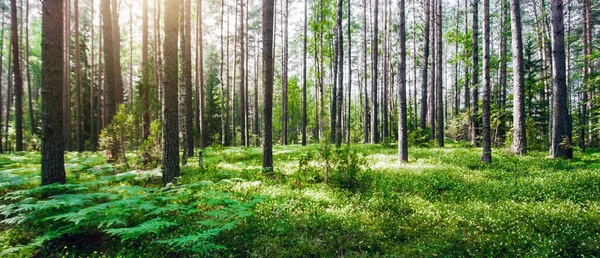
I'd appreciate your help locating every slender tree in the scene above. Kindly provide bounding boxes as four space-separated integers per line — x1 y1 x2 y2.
0 8 5 153
397 0 407 162
262 0 275 172
25 0 34 136
370 0 379 143
11 0 23 151
335 0 343 146
197 0 204 148
75 0 83 152
162 0 180 185
510 0 526 154
41 0 66 185
436 0 443 147
363 0 369 143
112 0 124 105
281 0 288 145
550 0 572 158
302 0 308 146
419 0 430 131
470 0 479 147
346 0 351 144
63 0 71 151
240 0 247 146
184 0 193 158
101 0 116 125
141 0 150 140
481 0 491 163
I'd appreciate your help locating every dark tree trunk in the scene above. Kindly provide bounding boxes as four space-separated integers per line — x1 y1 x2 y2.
281 0 288 145
75 0 83 152
184 0 193 158
162 0 180 185
11 0 23 151
262 0 275 172
302 0 308 146
197 0 204 148
436 0 443 147
335 0 343 146
470 0 479 147
224 2 231 146
141 0 149 140
112 0 124 106
397 0 407 162
510 0 526 154
25 0 34 136
63 0 71 151
41 0 66 185
363 0 369 143
419 0 430 131
346 0 351 144
240 0 247 147
550 0 572 159
101 0 116 126
1 8 5 153
370 0 379 143
482 0 491 163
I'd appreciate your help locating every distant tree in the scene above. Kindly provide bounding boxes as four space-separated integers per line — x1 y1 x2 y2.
0 8 5 153
11 0 23 151
510 0 526 155
184 0 194 160
141 0 150 140
470 0 479 147
435 0 443 147
41 0 66 185
240 0 247 147
335 0 343 146
281 0 288 145
302 0 308 146
112 0 124 105
75 0 83 152
162 0 180 185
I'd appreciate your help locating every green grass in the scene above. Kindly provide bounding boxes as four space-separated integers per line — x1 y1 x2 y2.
1 144 600 257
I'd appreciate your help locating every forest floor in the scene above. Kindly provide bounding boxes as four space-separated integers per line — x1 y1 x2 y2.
1 143 600 257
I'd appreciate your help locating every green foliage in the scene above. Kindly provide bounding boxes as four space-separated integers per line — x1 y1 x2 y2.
99 105 134 164
0 176 261 257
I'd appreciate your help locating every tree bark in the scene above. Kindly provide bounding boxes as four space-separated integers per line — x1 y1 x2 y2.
302 0 308 146
25 0 34 137
112 0 124 106
240 0 247 147
63 0 71 151
11 0 24 151
162 0 180 185
510 0 526 154
370 0 379 143
101 0 116 126
197 0 204 148
363 0 369 143
436 0 443 147
141 0 149 140
335 0 343 146
397 0 407 162
470 0 479 147
419 0 430 131
184 0 193 158
281 0 288 145
41 0 66 185
0 8 5 153
75 0 83 152
550 0 572 158
262 0 275 172
482 0 491 163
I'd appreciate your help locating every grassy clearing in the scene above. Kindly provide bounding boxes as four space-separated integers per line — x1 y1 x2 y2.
1 144 600 257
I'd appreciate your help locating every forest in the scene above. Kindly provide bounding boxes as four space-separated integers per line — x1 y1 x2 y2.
0 0 599 256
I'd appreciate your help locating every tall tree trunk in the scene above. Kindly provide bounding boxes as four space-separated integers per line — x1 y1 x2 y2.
98 14 104 131
510 0 526 154
382 0 389 142
262 0 275 172
463 0 470 113
1 8 6 153
363 0 369 143
397 0 407 162
436 0 443 147
11 0 23 151
220 0 225 145
197 0 204 148
482 0 491 163
302 0 308 145
63 0 71 151
240 0 247 147
5 45 12 151
101 0 116 126
550 0 572 158
184 0 193 158
428 0 435 140
335 0 343 146
346 0 351 144
75 0 83 152
470 0 479 147
496 0 507 146
370 0 379 143
254 36 260 146
281 0 288 145
419 0 430 131
128 4 133 106
453 3 460 118
412 0 417 131
112 0 124 106
225 2 231 146
141 0 150 140
25 0 34 136
162 0 180 185
91 0 97 150
41 0 66 185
